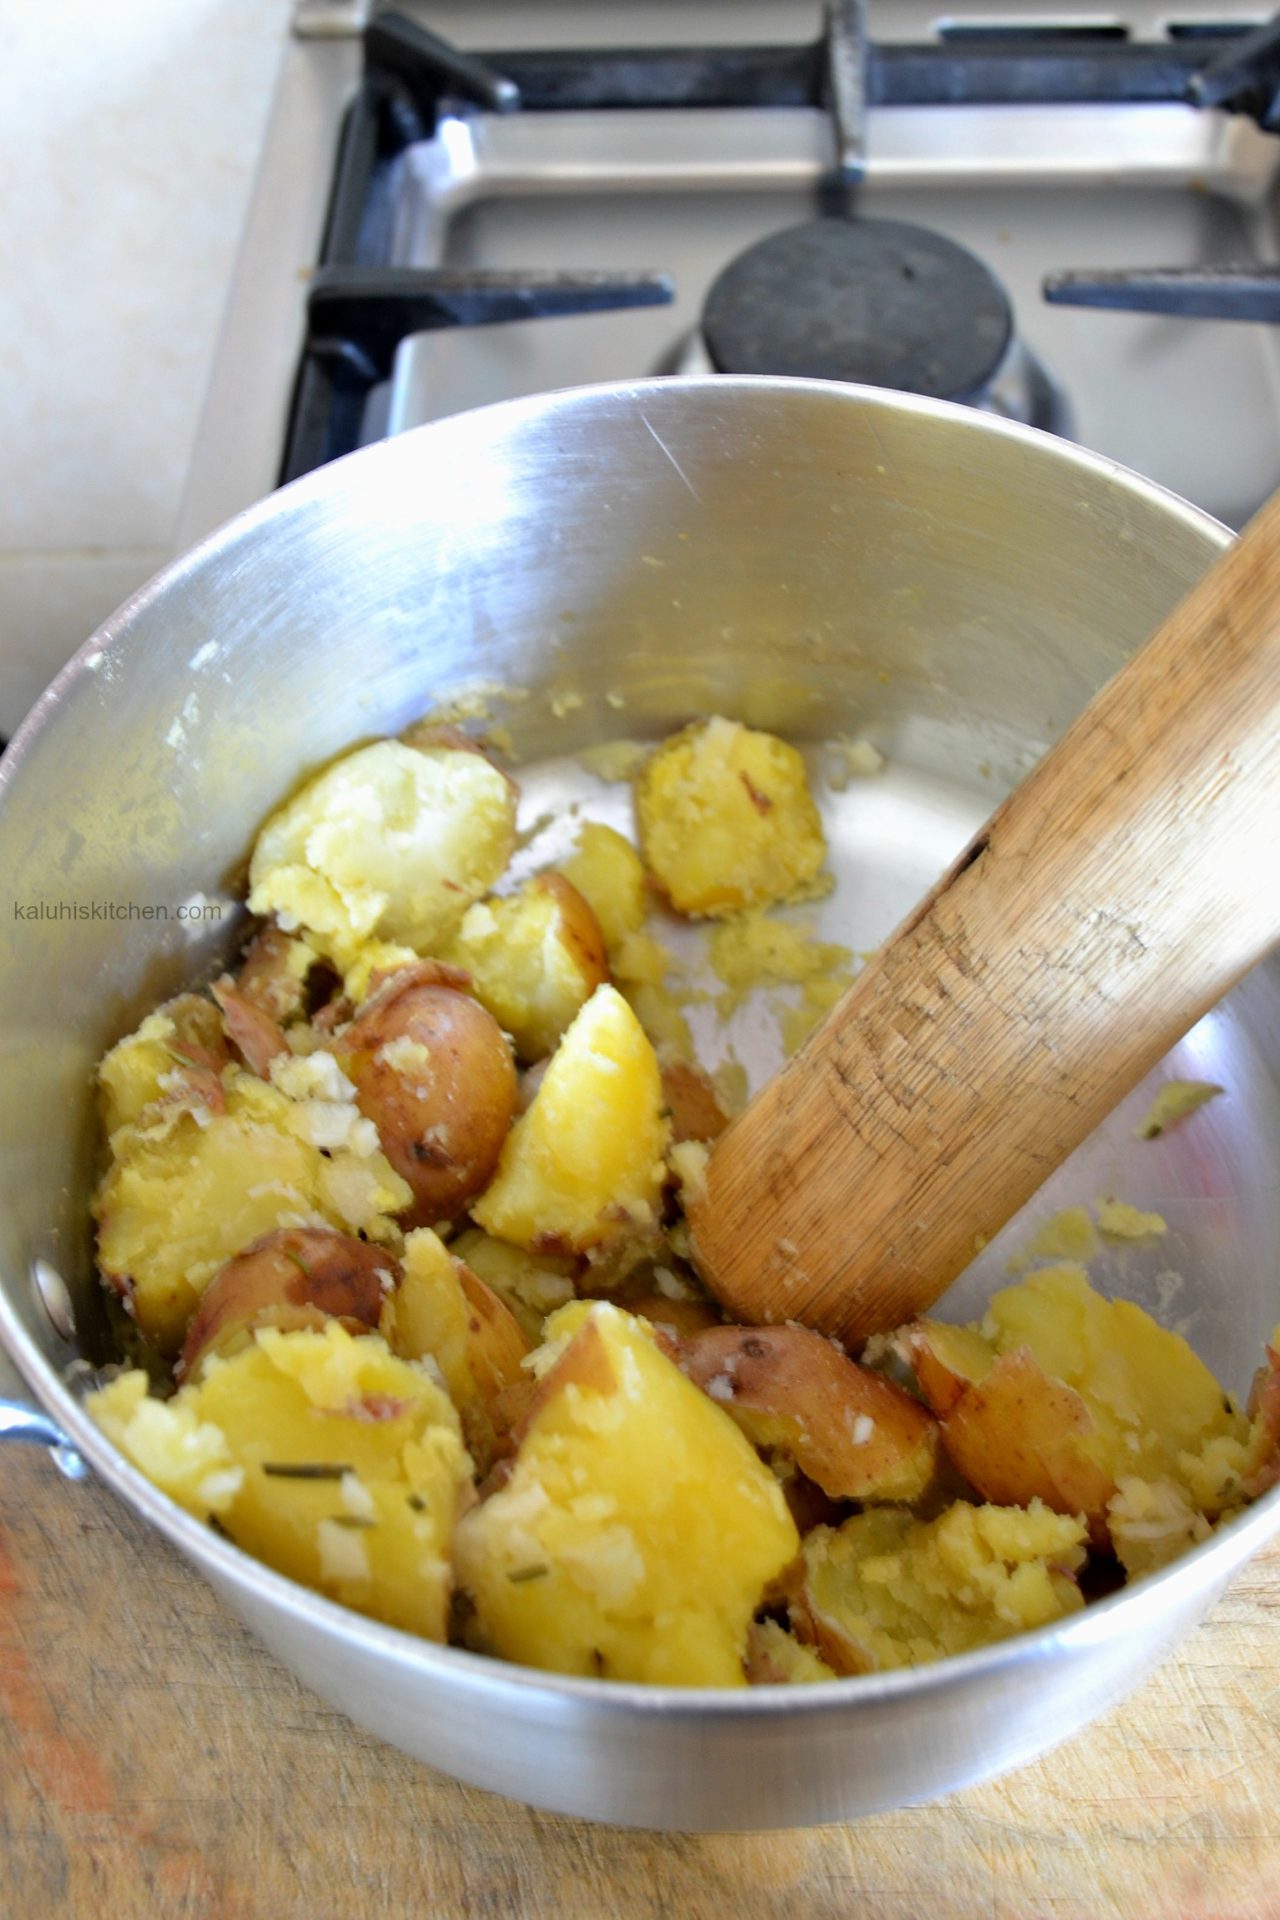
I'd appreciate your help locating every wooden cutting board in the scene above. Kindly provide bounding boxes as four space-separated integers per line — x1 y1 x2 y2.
3 1446 1278 1920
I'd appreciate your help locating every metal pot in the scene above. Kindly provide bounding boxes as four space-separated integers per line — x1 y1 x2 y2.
1 378 1276 1831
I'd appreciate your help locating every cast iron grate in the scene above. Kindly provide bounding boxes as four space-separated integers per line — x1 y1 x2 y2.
278 8 1280 486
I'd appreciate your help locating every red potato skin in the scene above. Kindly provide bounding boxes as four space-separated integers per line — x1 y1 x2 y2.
234 923 311 1024
339 975 516 1226
659 1062 730 1145
455 1260 532 1412
212 976 289 1079
904 1325 1115 1546
681 1324 940 1503
151 993 230 1116
626 1292 724 1342
1242 1342 1280 1499
362 958 472 1005
179 1227 398 1378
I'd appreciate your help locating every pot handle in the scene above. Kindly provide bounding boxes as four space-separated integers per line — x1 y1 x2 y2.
0 1342 87 1479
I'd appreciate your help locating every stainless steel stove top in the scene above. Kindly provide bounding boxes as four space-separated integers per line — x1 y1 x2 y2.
181 1 1280 545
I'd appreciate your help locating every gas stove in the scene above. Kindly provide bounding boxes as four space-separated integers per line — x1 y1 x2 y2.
179 1 1280 549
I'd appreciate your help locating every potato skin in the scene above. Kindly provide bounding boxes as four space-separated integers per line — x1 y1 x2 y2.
212 975 289 1079
380 1227 530 1472
234 923 314 1025
682 1324 939 1504
660 1061 730 1145
340 971 516 1224
180 1227 396 1378
906 1327 1114 1545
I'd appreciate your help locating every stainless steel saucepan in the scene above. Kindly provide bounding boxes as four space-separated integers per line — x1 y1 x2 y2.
1 378 1276 1830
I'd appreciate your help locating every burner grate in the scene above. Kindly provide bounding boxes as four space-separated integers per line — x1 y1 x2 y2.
279 9 1277 485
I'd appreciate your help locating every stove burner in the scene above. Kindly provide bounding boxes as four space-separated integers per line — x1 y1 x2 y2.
701 218 1013 405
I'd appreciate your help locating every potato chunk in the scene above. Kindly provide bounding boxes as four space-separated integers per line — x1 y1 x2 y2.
682 1324 939 1504
98 995 229 1145
453 1303 799 1685
338 968 517 1224
745 1619 837 1686
471 985 668 1256
89 1323 469 1640
792 1500 1087 1675
448 874 608 1062
905 1264 1249 1569
559 822 647 950
181 1227 396 1378
248 739 516 968
449 1228 578 1341
636 717 827 918
95 1065 411 1354
381 1228 530 1472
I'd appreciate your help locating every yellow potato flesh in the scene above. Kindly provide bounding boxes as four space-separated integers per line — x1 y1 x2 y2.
795 1500 1087 1674
89 1324 468 1640
95 1065 410 1354
248 740 516 967
454 1303 799 1686
381 1227 529 1471
448 874 606 1062
910 1265 1250 1571
448 1229 577 1342
559 822 647 951
98 996 227 1144
984 1265 1242 1481
636 716 827 918
471 985 668 1255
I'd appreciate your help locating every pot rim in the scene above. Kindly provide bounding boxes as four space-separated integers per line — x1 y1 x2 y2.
1 372 1268 1720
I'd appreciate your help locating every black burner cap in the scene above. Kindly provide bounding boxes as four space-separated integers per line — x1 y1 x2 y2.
702 218 1013 402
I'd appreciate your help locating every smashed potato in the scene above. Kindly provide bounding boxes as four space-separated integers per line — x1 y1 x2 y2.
472 985 668 1257
95 1061 411 1354
98 994 229 1145
636 717 827 917
792 1501 1087 1674
88 710 1274 1694
180 1227 396 1378
338 965 516 1224
453 1303 798 1685
248 738 516 969
380 1227 530 1472
449 874 608 1062
682 1324 939 1504
559 821 647 951
90 1323 469 1639
905 1265 1250 1569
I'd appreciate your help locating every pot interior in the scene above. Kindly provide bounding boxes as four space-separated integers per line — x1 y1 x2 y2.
0 378 1275 1405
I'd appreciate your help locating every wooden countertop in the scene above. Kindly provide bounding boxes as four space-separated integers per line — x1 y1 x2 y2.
3 1445 1278 1919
